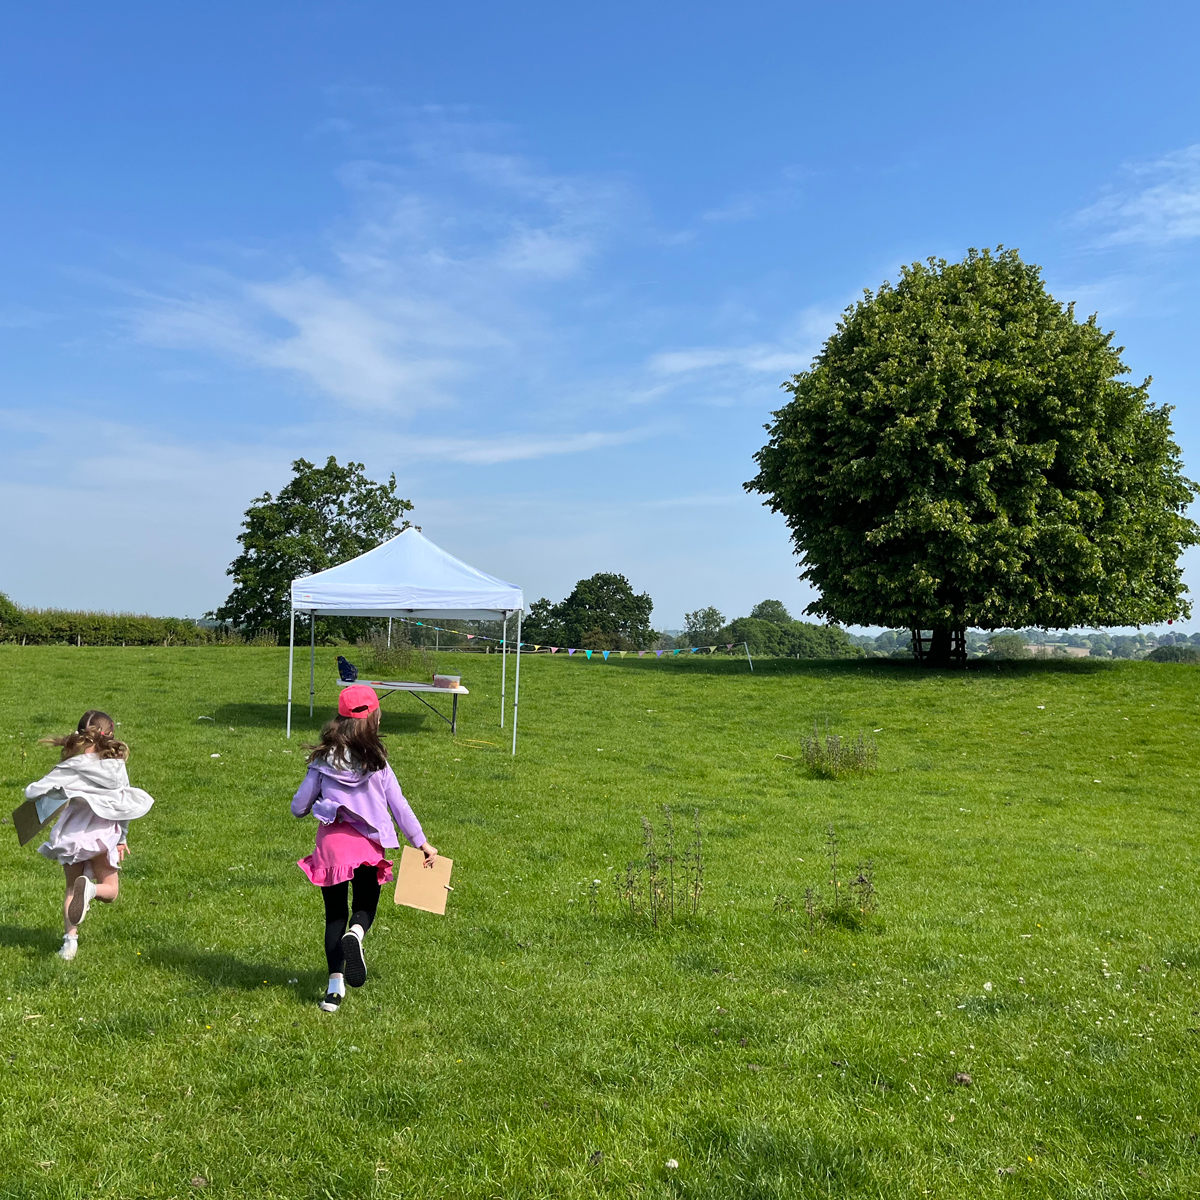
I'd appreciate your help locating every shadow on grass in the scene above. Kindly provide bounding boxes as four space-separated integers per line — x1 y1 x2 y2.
147 943 325 998
605 655 1120 678
212 702 429 736
0 923 63 955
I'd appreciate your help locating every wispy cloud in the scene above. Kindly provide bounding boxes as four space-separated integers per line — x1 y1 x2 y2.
647 306 835 381
650 343 805 376
384 427 654 465
1079 144 1200 247
128 115 629 418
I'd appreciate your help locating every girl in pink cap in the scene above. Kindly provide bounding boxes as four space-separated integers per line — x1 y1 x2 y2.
291 684 438 1012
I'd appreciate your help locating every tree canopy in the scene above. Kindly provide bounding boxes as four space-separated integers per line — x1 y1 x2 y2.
723 615 862 659
212 456 413 639
524 573 656 650
749 599 792 625
683 606 726 647
746 248 1199 643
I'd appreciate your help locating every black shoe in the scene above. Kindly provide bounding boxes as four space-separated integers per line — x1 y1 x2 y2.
341 926 367 988
319 991 343 1012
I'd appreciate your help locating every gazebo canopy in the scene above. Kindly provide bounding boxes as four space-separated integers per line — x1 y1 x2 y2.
291 528 524 618
286 529 526 753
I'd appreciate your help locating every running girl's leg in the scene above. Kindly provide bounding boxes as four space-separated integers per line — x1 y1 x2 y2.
63 854 119 946
322 881 351 975
91 856 119 903
349 864 382 934
62 863 86 936
341 865 382 989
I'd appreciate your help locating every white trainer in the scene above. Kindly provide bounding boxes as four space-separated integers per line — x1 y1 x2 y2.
66 876 97 927
58 936 78 961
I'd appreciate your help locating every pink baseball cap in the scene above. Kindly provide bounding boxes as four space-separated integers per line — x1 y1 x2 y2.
338 685 380 718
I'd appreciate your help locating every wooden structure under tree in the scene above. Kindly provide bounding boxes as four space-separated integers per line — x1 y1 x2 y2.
910 628 967 667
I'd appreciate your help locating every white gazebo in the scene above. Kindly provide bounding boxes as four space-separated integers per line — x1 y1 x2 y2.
286 529 525 753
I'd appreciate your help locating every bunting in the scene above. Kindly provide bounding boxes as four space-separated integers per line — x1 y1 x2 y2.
374 615 748 662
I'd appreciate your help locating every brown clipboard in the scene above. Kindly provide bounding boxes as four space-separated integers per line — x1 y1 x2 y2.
12 798 66 847
393 845 453 915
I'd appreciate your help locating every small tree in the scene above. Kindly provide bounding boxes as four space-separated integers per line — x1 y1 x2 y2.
683 606 725 647
213 457 414 641
747 248 1199 665
524 573 656 650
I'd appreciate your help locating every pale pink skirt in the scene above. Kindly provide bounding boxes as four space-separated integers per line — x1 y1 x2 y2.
298 820 393 888
38 799 123 869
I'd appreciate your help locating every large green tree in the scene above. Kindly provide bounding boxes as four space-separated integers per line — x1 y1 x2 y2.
524 573 656 650
213 456 413 640
747 247 1198 664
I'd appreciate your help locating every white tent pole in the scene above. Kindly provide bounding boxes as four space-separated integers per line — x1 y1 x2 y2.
500 614 508 728
511 609 522 756
286 608 295 738
388 617 392 648
309 613 316 715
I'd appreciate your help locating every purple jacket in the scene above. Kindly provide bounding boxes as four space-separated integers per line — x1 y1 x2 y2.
291 758 425 850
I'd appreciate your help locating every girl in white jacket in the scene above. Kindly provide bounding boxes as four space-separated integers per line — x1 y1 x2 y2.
25 710 155 960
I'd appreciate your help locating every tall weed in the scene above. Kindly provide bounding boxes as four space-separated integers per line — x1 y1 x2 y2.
799 722 878 779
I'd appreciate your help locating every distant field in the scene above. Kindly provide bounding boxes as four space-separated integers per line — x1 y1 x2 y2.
2 646 1199 1199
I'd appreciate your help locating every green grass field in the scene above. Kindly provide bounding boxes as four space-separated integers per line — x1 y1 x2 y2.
2 646 1199 1199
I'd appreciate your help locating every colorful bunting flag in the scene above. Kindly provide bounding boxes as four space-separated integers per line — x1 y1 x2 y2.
568 648 576 655
361 613 749 664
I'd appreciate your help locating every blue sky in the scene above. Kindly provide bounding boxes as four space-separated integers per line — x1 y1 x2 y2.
2 1 1198 630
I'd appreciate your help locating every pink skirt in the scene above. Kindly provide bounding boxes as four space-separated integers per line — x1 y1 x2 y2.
298 821 394 888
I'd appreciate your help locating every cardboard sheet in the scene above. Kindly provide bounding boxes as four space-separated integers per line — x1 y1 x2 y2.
12 797 66 847
393 845 454 914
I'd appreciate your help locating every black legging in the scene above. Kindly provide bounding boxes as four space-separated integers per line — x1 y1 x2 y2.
322 865 382 974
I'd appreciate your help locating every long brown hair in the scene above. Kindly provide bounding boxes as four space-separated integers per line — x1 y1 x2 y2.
306 710 388 774
42 710 129 761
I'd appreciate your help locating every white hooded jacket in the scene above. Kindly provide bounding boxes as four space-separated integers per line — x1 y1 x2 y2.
25 754 155 824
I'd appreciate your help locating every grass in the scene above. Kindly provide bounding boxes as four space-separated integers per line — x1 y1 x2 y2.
1 645 1199 1198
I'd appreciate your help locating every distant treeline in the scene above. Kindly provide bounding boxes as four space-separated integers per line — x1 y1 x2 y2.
0 594 267 646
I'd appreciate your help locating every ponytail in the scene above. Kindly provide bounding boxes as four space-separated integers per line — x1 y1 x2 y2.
42 709 129 761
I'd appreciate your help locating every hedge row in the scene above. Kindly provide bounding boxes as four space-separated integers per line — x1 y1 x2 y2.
0 593 249 646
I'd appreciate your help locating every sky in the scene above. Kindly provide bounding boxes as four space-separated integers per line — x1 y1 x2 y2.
2 1 1199 631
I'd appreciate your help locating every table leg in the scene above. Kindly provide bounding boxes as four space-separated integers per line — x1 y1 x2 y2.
452 693 458 735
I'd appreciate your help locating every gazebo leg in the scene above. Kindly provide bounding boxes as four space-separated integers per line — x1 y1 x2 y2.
286 608 295 739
